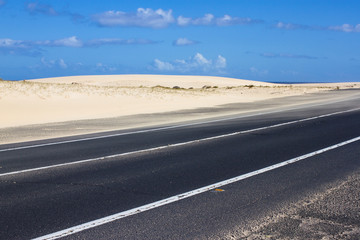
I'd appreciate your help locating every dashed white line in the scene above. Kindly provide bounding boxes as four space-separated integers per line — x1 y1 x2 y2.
1 107 359 177
1 103 359 153
32 135 360 240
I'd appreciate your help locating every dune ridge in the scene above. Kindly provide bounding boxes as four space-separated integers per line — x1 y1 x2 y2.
30 74 275 88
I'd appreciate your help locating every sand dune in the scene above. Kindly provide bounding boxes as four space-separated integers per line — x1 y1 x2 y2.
1 75 359 128
30 74 275 88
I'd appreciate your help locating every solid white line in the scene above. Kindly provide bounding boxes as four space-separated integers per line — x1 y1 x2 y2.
1 102 359 152
32 135 360 240
1 107 360 177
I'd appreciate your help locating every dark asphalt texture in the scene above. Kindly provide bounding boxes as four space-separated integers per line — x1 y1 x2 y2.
0 94 359 239
64 141 360 240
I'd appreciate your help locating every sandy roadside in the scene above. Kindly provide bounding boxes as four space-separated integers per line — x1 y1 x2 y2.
1 75 359 129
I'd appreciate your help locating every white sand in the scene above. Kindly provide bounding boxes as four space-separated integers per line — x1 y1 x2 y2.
1 75 359 128
30 75 275 88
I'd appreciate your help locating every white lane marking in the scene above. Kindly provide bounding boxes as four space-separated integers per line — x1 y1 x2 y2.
1 107 360 177
32 136 360 240
1 98 359 152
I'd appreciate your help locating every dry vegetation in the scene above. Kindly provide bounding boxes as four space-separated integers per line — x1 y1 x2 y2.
1 80 350 99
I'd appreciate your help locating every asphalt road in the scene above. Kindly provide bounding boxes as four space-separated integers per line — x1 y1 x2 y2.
1 90 360 240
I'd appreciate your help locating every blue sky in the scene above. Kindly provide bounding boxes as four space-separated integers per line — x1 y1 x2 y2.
0 0 359 82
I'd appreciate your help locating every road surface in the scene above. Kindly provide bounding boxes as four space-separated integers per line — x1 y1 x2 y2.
0 90 360 239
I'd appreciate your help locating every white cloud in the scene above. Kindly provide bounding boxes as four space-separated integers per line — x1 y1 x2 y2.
276 21 360 33
216 55 226 68
173 38 198 46
58 59 68 69
0 38 42 56
0 37 84 49
0 38 29 49
35 58 116 73
275 22 301 30
152 53 226 73
92 8 174 28
40 57 54 68
216 15 255 26
0 37 155 56
216 15 233 26
274 21 318 30
177 14 260 26
177 16 192 26
177 14 213 26
328 24 360 33
194 53 211 66
41 57 68 69
91 8 261 28
52 36 83 47
86 38 155 46
153 59 174 71
192 14 215 25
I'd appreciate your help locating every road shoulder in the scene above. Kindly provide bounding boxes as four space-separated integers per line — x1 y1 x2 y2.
236 169 360 240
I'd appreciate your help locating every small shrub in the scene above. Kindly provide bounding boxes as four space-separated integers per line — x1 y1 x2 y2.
173 86 181 89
